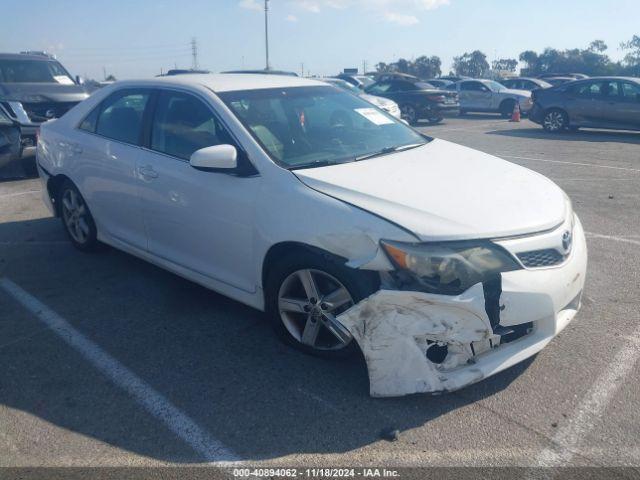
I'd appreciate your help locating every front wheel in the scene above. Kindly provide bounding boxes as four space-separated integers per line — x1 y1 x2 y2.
500 100 516 118
426 115 443 124
542 109 569 132
265 251 378 358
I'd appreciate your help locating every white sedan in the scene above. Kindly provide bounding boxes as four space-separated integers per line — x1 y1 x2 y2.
37 74 587 397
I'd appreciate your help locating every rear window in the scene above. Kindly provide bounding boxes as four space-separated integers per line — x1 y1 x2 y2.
0 59 74 84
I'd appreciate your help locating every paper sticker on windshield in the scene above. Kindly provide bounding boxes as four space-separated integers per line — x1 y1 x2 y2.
53 75 74 85
355 108 394 125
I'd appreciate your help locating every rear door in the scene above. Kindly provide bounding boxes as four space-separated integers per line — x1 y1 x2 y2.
616 81 640 129
75 88 151 250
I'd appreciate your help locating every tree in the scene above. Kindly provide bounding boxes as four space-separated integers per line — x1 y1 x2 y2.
519 50 539 76
413 55 442 78
492 58 518 72
589 40 607 53
621 35 640 66
374 55 442 79
452 50 490 78
105 74 117 82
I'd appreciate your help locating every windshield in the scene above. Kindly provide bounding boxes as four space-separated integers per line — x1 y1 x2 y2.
483 80 507 92
219 86 427 170
0 59 75 84
325 79 361 94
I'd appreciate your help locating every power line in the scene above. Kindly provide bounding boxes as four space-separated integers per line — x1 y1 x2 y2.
191 37 199 70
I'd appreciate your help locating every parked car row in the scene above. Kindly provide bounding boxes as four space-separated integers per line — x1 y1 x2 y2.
0 52 90 159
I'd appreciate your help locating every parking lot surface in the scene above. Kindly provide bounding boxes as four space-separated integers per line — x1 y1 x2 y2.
1 115 639 470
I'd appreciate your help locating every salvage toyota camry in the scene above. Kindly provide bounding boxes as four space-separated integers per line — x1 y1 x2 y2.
36 74 587 397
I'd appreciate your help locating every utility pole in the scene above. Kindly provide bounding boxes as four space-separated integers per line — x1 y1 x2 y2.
301 62 304 77
264 0 270 70
102 66 106 81
191 37 199 70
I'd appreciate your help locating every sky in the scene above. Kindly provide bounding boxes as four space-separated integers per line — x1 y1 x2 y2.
2 0 639 80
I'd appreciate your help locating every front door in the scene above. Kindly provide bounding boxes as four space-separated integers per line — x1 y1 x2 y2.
136 89 259 292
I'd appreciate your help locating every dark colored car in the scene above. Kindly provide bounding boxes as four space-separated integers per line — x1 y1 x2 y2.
0 107 20 168
335 73 375 90
424 78 454 89
0 52 89 157
500 77 552 91
221 69 298 76
538 73 589 80
529 77 640 132
365 77 459 124
543 76 577 87
162 69 212 76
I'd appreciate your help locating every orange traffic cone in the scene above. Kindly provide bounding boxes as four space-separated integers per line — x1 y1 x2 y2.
509 101 521 122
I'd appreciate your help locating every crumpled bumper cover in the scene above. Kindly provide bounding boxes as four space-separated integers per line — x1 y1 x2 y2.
338 217 587 398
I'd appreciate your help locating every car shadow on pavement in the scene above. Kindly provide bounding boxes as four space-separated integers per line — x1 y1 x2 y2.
0 217 535 463
0 154 38 182
487 127 640 144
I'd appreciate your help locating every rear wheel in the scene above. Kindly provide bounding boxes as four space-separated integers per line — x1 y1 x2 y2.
500 99 516 118
400 104 418 125
59 180 101 252
265 251 378 358
426 115 443 124
542 109 569 132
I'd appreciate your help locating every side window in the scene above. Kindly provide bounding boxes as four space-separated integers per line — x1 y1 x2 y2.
365 82 391 94
151 91 234 160
599 81 619 98
620 82 640 102
96 90 150 144
574 82 601 97
79 105 100 133
461 81 486 92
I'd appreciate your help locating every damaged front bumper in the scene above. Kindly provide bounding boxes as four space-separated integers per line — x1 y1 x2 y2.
338 216 587 398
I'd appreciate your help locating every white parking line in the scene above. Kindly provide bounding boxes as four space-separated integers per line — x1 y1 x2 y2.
0 189 41 198
586 232 640 247
0 277 238 464
533 330 640 467
499 154 640 173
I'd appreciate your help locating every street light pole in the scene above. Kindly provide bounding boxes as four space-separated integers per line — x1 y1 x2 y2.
264 0 270 70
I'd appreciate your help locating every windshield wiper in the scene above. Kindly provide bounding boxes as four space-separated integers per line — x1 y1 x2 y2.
354 142 426 162
288 159 351 171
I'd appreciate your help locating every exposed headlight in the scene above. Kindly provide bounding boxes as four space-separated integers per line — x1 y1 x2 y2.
381 240 521 295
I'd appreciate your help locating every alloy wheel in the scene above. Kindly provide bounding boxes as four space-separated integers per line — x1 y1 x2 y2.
401 105 417 124
277 269 355 351
543 111 566 132
61 188 90 244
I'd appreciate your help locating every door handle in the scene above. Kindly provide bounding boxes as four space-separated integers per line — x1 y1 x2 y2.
138 165 158 179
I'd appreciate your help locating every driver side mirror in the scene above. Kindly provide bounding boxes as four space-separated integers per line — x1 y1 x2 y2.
190 144 238 172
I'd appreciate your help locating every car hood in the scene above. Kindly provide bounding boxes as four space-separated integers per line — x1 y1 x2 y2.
0 83 90 103
294 139 567 241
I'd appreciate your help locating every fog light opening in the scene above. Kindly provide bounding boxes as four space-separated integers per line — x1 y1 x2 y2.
426 343 448 364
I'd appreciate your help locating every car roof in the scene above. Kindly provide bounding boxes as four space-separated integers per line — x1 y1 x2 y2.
109 73 328 93
0 52 57 61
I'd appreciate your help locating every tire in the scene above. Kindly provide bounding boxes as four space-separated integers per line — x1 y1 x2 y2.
426 115 443 125
59 179 101 252
500 99 516 118
542 109 569 133
265 250 379 359
400 104 418 125
459 109 467 116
